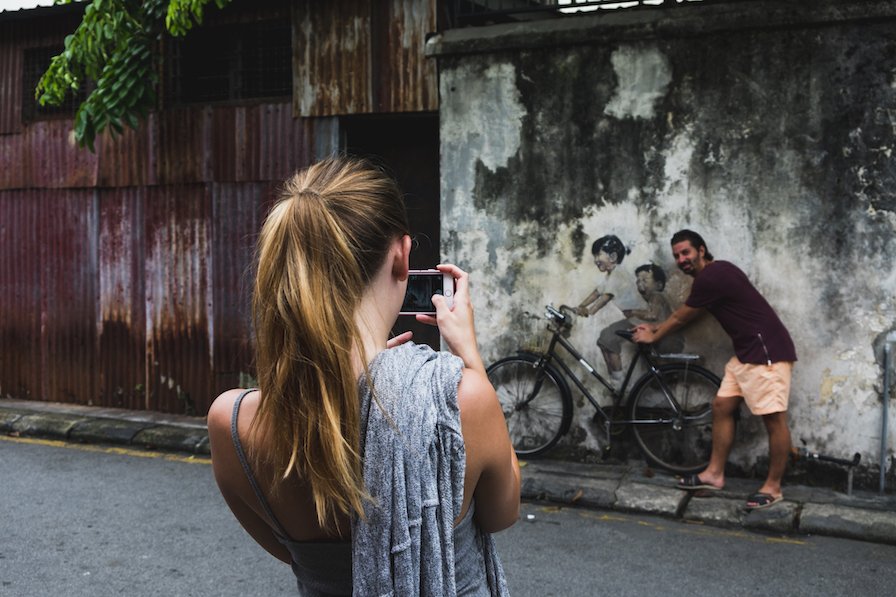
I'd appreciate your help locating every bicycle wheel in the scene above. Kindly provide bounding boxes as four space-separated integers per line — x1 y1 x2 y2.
628 364 720 474
487 354 572 457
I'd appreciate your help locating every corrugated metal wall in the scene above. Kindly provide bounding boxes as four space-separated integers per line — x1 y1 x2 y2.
294 0 438 116
0 105 327 414
0 0 436 414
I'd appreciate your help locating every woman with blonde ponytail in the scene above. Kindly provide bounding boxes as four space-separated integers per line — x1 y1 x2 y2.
208 156 520 596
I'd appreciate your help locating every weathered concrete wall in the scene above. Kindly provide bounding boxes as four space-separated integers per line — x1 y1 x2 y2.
430 0 896 482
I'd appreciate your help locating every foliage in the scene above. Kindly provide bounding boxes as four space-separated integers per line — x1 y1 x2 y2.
36 0 231 151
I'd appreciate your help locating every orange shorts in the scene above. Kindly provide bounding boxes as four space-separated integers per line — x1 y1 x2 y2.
717 356 793 415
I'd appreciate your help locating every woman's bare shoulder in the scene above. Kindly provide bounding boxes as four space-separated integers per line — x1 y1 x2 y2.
207 388 255 430
455 368 496 414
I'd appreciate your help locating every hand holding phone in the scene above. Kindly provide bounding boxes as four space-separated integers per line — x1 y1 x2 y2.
413 264 485 375
399 269 455 316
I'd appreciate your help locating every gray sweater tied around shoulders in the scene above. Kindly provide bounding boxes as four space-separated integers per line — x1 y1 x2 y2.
351 342 509 597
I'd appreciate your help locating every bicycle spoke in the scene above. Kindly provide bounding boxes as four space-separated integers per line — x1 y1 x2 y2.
629 365 719 474
487 356 571 457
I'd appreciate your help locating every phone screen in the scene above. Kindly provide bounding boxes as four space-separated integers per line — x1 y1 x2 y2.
401 272 445 314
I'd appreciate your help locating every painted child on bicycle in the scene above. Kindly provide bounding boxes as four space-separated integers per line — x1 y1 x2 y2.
575 235 680 387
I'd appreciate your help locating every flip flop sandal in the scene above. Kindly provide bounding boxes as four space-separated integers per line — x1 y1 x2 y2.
676 473 722 491
745 492 783 511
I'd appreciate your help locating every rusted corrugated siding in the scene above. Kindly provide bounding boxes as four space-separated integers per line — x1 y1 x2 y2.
0 188 97 404
98 187 146 410
143 184 213 414
210 182 271 394
2 0 432 414
294 0 372 116
23 119 99 188
211 103 316 182
371 0 438 113
96 115 157 188
0 133 26 189
294 0 437 117
0 190 41 399
156 107 213 185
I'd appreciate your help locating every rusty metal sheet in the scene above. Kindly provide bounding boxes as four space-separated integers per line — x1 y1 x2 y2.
156 107 213 185
0 189 41 400
0 133 25 190
96 114 157 188
211 102 316 183
209 182 272 394
294 0 437 117
143 184 213 414
23 119 98 188
371 0 438 113
294 0 373 116
0 188 98 404
98 187 147 410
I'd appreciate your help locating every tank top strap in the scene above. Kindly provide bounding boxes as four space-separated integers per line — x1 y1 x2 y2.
230 389 291 539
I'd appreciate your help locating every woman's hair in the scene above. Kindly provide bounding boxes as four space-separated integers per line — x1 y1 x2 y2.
591 234 629 264
251 156 409 526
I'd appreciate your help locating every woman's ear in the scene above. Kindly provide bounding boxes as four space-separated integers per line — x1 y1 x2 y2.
392 235 411 281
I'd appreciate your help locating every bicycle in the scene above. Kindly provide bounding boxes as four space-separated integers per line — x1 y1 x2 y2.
486 304 721 474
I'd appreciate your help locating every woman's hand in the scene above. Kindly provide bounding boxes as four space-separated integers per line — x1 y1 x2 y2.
416 264 485 374
386 331 413 349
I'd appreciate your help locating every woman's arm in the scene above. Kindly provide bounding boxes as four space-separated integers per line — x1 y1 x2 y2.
207 391 293 564
457 369 521 533
418 264 521 531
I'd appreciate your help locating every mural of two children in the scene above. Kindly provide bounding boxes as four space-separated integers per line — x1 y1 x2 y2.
574 235 683 387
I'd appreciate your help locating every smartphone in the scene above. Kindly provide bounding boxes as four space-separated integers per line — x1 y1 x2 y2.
400 269 454 315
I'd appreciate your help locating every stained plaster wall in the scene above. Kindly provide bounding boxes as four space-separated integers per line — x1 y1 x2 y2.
430 1 896 483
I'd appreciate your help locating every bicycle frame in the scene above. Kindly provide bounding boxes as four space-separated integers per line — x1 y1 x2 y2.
530 316 700 440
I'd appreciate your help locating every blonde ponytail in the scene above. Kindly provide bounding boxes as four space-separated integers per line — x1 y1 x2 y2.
251 156 409 525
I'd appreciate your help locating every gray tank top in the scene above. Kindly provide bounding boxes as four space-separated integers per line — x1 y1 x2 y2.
230 390 488 596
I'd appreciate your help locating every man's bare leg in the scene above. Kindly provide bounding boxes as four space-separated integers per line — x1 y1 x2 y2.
695 394 742 489
756 411 791 498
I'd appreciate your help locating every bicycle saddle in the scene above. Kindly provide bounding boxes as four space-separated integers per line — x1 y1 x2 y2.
615 329 635 341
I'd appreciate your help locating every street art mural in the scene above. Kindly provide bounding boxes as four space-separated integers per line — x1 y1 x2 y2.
432 2 896 485
571 234 682 387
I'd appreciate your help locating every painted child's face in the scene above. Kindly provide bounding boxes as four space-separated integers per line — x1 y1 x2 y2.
636 270 658 296
593 250 617 273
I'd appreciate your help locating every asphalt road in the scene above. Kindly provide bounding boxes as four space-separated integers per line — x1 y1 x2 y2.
2 435 895 596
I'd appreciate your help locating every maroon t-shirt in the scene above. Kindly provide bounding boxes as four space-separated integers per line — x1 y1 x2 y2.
685 261 797 364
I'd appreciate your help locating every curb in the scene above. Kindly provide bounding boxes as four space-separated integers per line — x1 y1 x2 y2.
2 399 894 546
518 460 896 546
0 404 210 455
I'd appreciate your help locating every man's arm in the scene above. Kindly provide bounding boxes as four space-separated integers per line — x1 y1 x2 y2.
632 303 703 344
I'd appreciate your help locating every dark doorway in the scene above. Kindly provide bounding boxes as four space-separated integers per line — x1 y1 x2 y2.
343 113 441 349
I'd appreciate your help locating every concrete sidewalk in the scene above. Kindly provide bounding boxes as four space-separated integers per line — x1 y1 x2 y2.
3 397 895 546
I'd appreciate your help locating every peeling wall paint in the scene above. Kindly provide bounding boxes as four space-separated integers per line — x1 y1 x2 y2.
436 9 896 481
604 45 672 120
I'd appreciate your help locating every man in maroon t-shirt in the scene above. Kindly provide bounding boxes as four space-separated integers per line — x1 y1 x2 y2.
633 230 796 510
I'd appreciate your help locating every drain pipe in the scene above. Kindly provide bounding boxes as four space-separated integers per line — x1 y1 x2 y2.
882 331 896 494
